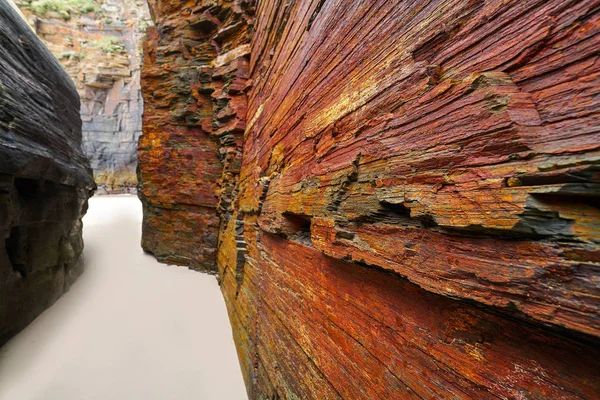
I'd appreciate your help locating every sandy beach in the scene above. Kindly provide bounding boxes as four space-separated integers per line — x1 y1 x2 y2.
0 195 247 400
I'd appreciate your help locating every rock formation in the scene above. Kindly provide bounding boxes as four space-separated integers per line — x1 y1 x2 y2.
0 0 95 346
139 0 600 398
16 0 151 194
139 0 251 270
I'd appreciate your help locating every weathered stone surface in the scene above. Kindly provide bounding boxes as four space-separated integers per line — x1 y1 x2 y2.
138 0 252 272
139 0 600 398
16 0 151 194
0 0 95 346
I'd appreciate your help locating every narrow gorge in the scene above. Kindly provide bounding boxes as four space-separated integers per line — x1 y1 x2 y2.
1 0 599 399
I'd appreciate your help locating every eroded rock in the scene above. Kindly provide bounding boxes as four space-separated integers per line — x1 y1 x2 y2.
0 0 94 345
16 0 152 194
138 0 252 272
139 0 600 398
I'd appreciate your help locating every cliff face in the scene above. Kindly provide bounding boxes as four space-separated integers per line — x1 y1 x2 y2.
0 1 95 345
139 0 251 270
16 0 151 194
139 0 600 398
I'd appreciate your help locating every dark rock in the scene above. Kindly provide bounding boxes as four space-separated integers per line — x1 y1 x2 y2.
0 1 94 346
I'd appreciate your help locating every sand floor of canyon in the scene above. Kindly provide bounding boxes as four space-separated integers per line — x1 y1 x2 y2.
0 195 247 400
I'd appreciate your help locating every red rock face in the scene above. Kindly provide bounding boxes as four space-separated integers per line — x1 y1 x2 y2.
139 0 600 397
138 0 252 271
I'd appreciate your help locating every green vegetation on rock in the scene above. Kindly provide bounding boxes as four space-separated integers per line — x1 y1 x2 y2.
59 51 85 60
92 36 125 53
26 0 101 19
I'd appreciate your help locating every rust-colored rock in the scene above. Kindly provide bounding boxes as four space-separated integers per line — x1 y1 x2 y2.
139 0 252 271
139 0 600 398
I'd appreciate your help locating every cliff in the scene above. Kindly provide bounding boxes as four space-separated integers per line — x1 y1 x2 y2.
16 0 151 194
139 0 251 270
0 0 95 345
139 0 600 398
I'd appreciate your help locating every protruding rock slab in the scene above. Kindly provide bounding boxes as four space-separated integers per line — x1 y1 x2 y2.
0 1 94 346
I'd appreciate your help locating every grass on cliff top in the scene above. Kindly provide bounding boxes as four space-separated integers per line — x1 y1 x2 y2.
27 0 101 19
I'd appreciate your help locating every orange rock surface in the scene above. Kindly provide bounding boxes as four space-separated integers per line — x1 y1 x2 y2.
139 0 600 397
138 0 251 270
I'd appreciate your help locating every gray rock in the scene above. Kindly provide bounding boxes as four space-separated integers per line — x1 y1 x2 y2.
0 1 94 346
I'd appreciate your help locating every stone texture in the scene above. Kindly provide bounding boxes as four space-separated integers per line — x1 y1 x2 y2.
16 0 151 194
0 0 95 346
138 0 252 272
139 0 600 398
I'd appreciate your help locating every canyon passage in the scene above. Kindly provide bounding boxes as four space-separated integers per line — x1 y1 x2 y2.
1 0 600 399
0 196 247 399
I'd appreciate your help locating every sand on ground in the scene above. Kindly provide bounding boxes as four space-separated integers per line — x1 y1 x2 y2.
0 195 247 400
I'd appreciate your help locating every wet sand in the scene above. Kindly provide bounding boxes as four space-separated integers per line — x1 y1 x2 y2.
0 195 247 400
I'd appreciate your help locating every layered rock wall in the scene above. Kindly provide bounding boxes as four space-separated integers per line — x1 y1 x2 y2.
0 0 95 345
139 0 252 271
139 0 600 398
17 0 151 193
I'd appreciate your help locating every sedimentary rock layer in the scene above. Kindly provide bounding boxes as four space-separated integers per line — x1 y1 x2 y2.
139 0 600 398
0 0 95 345
16 0 151 194
138 0 252 271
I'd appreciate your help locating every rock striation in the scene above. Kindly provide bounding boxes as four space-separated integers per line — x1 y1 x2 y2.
139 0 600 398
16 0 151 194
0 0 95 346
139 0 251 271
